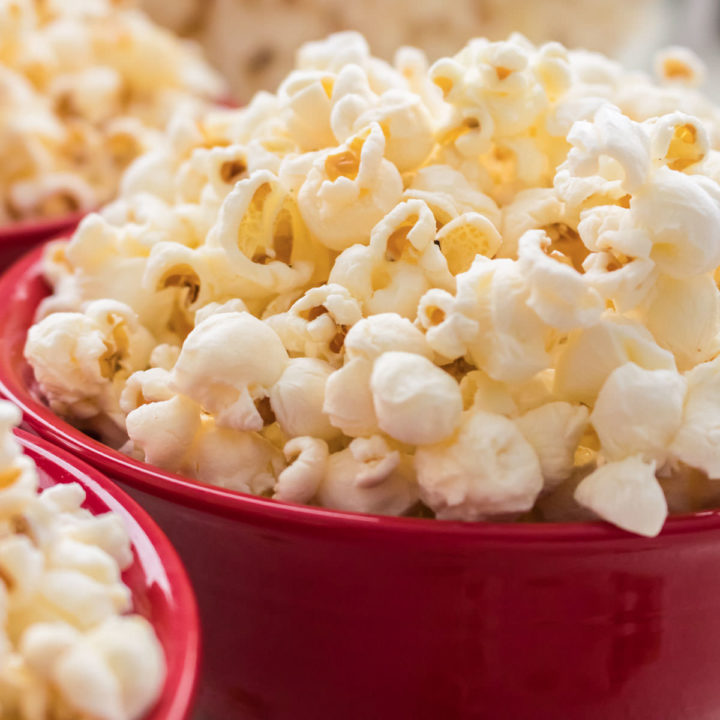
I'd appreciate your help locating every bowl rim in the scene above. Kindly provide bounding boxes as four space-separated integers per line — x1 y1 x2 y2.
0 211 87 243
4 241 720 544
16 427 201 720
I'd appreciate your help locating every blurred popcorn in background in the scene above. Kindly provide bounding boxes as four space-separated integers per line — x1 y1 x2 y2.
140 0 662 101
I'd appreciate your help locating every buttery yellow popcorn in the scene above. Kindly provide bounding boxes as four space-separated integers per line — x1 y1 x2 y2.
26 32 720 536
0 401 165 720
0 0 225 225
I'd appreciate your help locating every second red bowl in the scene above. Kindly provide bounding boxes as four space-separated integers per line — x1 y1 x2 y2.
16 428 201 720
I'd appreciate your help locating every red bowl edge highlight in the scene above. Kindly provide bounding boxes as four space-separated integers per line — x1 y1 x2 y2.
3 240 720 542
13 427 201 720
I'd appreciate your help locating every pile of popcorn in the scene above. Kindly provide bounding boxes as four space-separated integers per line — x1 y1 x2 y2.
140 0 659 101
0 0 225 224
0 401 165 719
24 31 720 537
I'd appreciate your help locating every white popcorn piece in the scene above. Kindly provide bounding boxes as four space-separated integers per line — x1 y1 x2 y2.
264 284 363 365
670 358 720 478
323 314 434 438
24 300 154 427
323 358 378 438
436 212 502 275
590 363 687 465
204 169 329 301
515 402 589 489
637 273 720 371
192 421 284 495
317 436 418 516
125 395 203 472
297 123 404 251
415 409 543 520
574 456 667 537
648 113 709 172
562 104 652 196
23 616 165 720
329 199 454 318
269 358 340 441
517 229 604 330
418 256 550 383
274 437 329 505
631 166 720 278
370 352 463 445
344 313 432 362
554 316 676 405
172 311 289 432
654 46 707 88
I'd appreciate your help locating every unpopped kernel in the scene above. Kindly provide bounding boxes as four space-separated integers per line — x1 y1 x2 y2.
25 32 720 535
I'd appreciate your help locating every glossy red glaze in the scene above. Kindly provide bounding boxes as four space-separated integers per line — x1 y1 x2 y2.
4 246 720 719
0 213 85 270
16 428 201 720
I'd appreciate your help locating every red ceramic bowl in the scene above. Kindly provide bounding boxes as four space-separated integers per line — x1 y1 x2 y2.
16 427 201 720
4 245 720 720
0 212 85 270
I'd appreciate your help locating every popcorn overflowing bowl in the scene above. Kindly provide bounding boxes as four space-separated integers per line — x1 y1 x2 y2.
4 421 200 720
4 244 720 719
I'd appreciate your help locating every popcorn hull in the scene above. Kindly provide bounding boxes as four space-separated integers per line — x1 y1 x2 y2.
5 248 720 719
14 428 201 720
0 213 85 270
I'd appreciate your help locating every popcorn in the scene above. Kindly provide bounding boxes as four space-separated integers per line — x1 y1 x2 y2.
191 422 284 495
24 300 154 430
574 456 667 537
553 317 676 405
274 437 328 505
0 0 225 224
172 311 289 432
517 229 603 330
418 256 550 383
370 352 463 445
515 402 589 489
323 314 433 438
654 46 707 88
670 358 720 478
265 284 363 366
26 31 720 534
0 401 165 720
328 199 454 318
636 274 720 371
590 363 687 465
269 358 340 441
632 167 720 278
415 409 543 520
317 436 418 516
297 124 404 251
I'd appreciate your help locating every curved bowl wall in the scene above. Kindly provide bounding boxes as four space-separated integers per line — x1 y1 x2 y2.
17 429 201 720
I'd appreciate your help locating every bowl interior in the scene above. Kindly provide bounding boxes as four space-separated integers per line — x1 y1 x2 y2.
4 242 720 542
17 429 200 720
